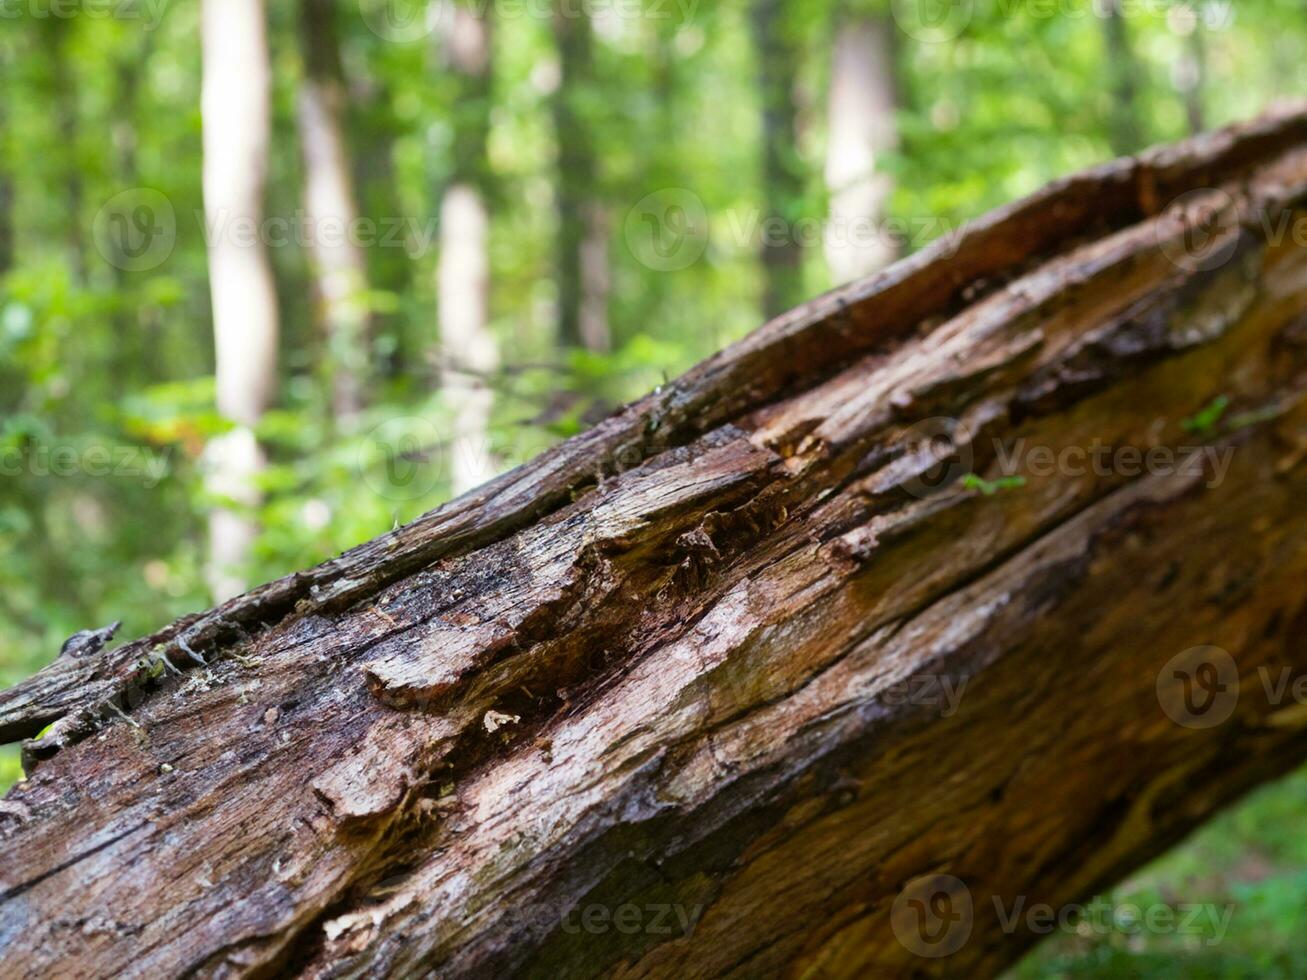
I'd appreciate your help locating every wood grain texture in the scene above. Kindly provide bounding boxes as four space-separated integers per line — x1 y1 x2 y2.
3 106 1307 978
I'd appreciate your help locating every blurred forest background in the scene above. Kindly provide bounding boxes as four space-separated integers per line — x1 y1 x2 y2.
2 0 1306 974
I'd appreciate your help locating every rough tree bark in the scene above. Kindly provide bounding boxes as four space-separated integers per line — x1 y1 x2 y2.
5 107 1307 978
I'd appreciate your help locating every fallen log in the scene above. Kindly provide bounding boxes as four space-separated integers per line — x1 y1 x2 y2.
4 105 1307 978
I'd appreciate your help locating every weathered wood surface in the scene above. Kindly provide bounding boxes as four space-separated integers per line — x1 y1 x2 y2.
3 105 1307 978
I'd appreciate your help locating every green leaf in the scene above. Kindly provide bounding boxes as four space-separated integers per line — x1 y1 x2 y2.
962 473 1027 496
1182 395 1231 435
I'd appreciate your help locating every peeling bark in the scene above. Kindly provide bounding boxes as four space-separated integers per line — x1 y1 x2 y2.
4 108 1307 978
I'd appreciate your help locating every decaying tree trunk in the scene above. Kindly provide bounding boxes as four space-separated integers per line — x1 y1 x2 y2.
5 107 1307 978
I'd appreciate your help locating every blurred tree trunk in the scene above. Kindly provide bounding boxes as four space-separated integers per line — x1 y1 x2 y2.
298 0 370 425
1101 0 1145 155
6 108 1307 978
824 9 899 285
436 0 499 494
109 44 159 384
551 1 610 352
1174 9 1207 136
640 15 681 324
751 0 805 317
0 46 12 277
353 75 414 380
42 17 85 282
201 0 280 603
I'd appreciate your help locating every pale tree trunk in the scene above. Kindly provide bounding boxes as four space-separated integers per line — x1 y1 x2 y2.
437 0 498 495
298 0 370 424
1101 0 1145 155
551 1 610 351
6 108 1307 978
751 0 805 318
438 183 497 494
201 0 279 603
824 11 899 285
